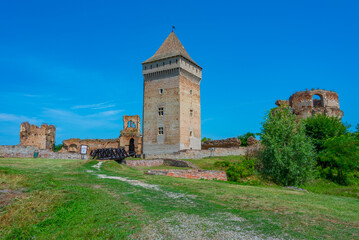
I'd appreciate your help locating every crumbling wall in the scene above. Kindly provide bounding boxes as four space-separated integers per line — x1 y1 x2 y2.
19 122 55 150
145 147 245 160
145 169 227 181
61 138 119 154
201 137 241 150
0 145 88 159
119 115 142 154
276 89 344 119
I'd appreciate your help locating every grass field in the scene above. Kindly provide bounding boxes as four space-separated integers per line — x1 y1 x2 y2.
0 158 358 239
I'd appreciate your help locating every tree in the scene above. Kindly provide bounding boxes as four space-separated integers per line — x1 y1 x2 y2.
237 132 256 146
318 134 359 185
259 105 315 186
201 137 211 142
304 114 348 153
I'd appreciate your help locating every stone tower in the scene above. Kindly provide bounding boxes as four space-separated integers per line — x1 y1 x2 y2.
142 32 202 154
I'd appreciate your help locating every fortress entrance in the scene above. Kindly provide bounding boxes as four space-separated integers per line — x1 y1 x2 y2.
129 138 135 153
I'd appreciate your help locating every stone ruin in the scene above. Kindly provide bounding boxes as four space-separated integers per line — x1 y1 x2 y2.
19 122 55 150
60 115 142 155
276 89 344 119
201 137 241 150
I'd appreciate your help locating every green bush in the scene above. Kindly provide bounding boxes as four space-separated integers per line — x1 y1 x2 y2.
304 114 348 153
226 158 256 182
259 105 315 186
53 144 63 152
318 134 359 185
201 137 211 142
237 132 256 146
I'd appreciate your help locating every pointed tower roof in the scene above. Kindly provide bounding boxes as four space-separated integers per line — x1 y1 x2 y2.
143 32 199 66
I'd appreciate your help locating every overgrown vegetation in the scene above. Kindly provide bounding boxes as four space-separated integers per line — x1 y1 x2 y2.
53 144 63 152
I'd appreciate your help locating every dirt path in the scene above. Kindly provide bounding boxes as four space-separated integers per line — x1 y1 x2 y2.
89 161 280 240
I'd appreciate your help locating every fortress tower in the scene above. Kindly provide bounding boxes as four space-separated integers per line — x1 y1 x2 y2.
142 32 202 154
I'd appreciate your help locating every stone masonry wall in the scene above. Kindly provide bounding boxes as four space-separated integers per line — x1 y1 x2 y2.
145 169 227 181
145 147 246 160
201 137 241 150
0 145 88 160
19 122 55 150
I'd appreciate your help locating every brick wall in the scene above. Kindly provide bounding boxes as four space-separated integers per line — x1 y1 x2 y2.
124 159 197 168
144 147 246 160
145 169 227 181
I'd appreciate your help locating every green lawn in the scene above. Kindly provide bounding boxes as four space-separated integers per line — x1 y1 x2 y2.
1 158 358 239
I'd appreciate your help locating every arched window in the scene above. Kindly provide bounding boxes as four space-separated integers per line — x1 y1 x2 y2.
128 120 132 128
132 122 136 128
313 94 324 107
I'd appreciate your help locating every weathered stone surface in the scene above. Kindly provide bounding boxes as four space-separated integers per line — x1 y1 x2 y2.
19 122 55 150
277 89 344 119
0 145 88 159
61 138 119 153
61 115 142 154
201 138 241 150
145 147 245 160
124 159 198 168
247 136 260 146
145 169 227 181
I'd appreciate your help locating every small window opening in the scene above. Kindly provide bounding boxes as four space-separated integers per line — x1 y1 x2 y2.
163 62 165 66
176 59 178 63
158 127 164 135
190 130 193 137
159 88 164 94
313 94 324 108
156 64 158 67
128 121 132 128
132 122 136 128
190 89 193 95
190 109 193 117
150 65 152 69
144 66 147 70
158 107 164 116
169 60 171 65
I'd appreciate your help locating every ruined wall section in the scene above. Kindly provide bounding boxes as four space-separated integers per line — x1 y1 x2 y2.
284 89 343 119
119 115 142 153
19 122 55 150
61 138 119 153
201 138 241 150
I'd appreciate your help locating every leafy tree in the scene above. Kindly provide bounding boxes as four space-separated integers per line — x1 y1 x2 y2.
53 144 63 152
237 132 256 146
304 114 348 153
318 134 359 185
201 137 211 142
259 105 315 186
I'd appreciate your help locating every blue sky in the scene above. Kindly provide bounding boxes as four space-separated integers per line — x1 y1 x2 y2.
0 0 358 145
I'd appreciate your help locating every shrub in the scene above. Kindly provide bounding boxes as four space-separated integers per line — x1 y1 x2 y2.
201 137 211 142
259 105 315 186
304 114 348 153
225 159 256 182
318 134 359 185
53 144 63 152
237 132 256 146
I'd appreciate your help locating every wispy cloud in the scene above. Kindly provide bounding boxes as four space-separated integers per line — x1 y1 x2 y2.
72 102 115 110
42 108 123 129
0 113 43 124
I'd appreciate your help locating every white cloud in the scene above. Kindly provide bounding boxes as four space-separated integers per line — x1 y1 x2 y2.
0 113 42 124
72 102 116 110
